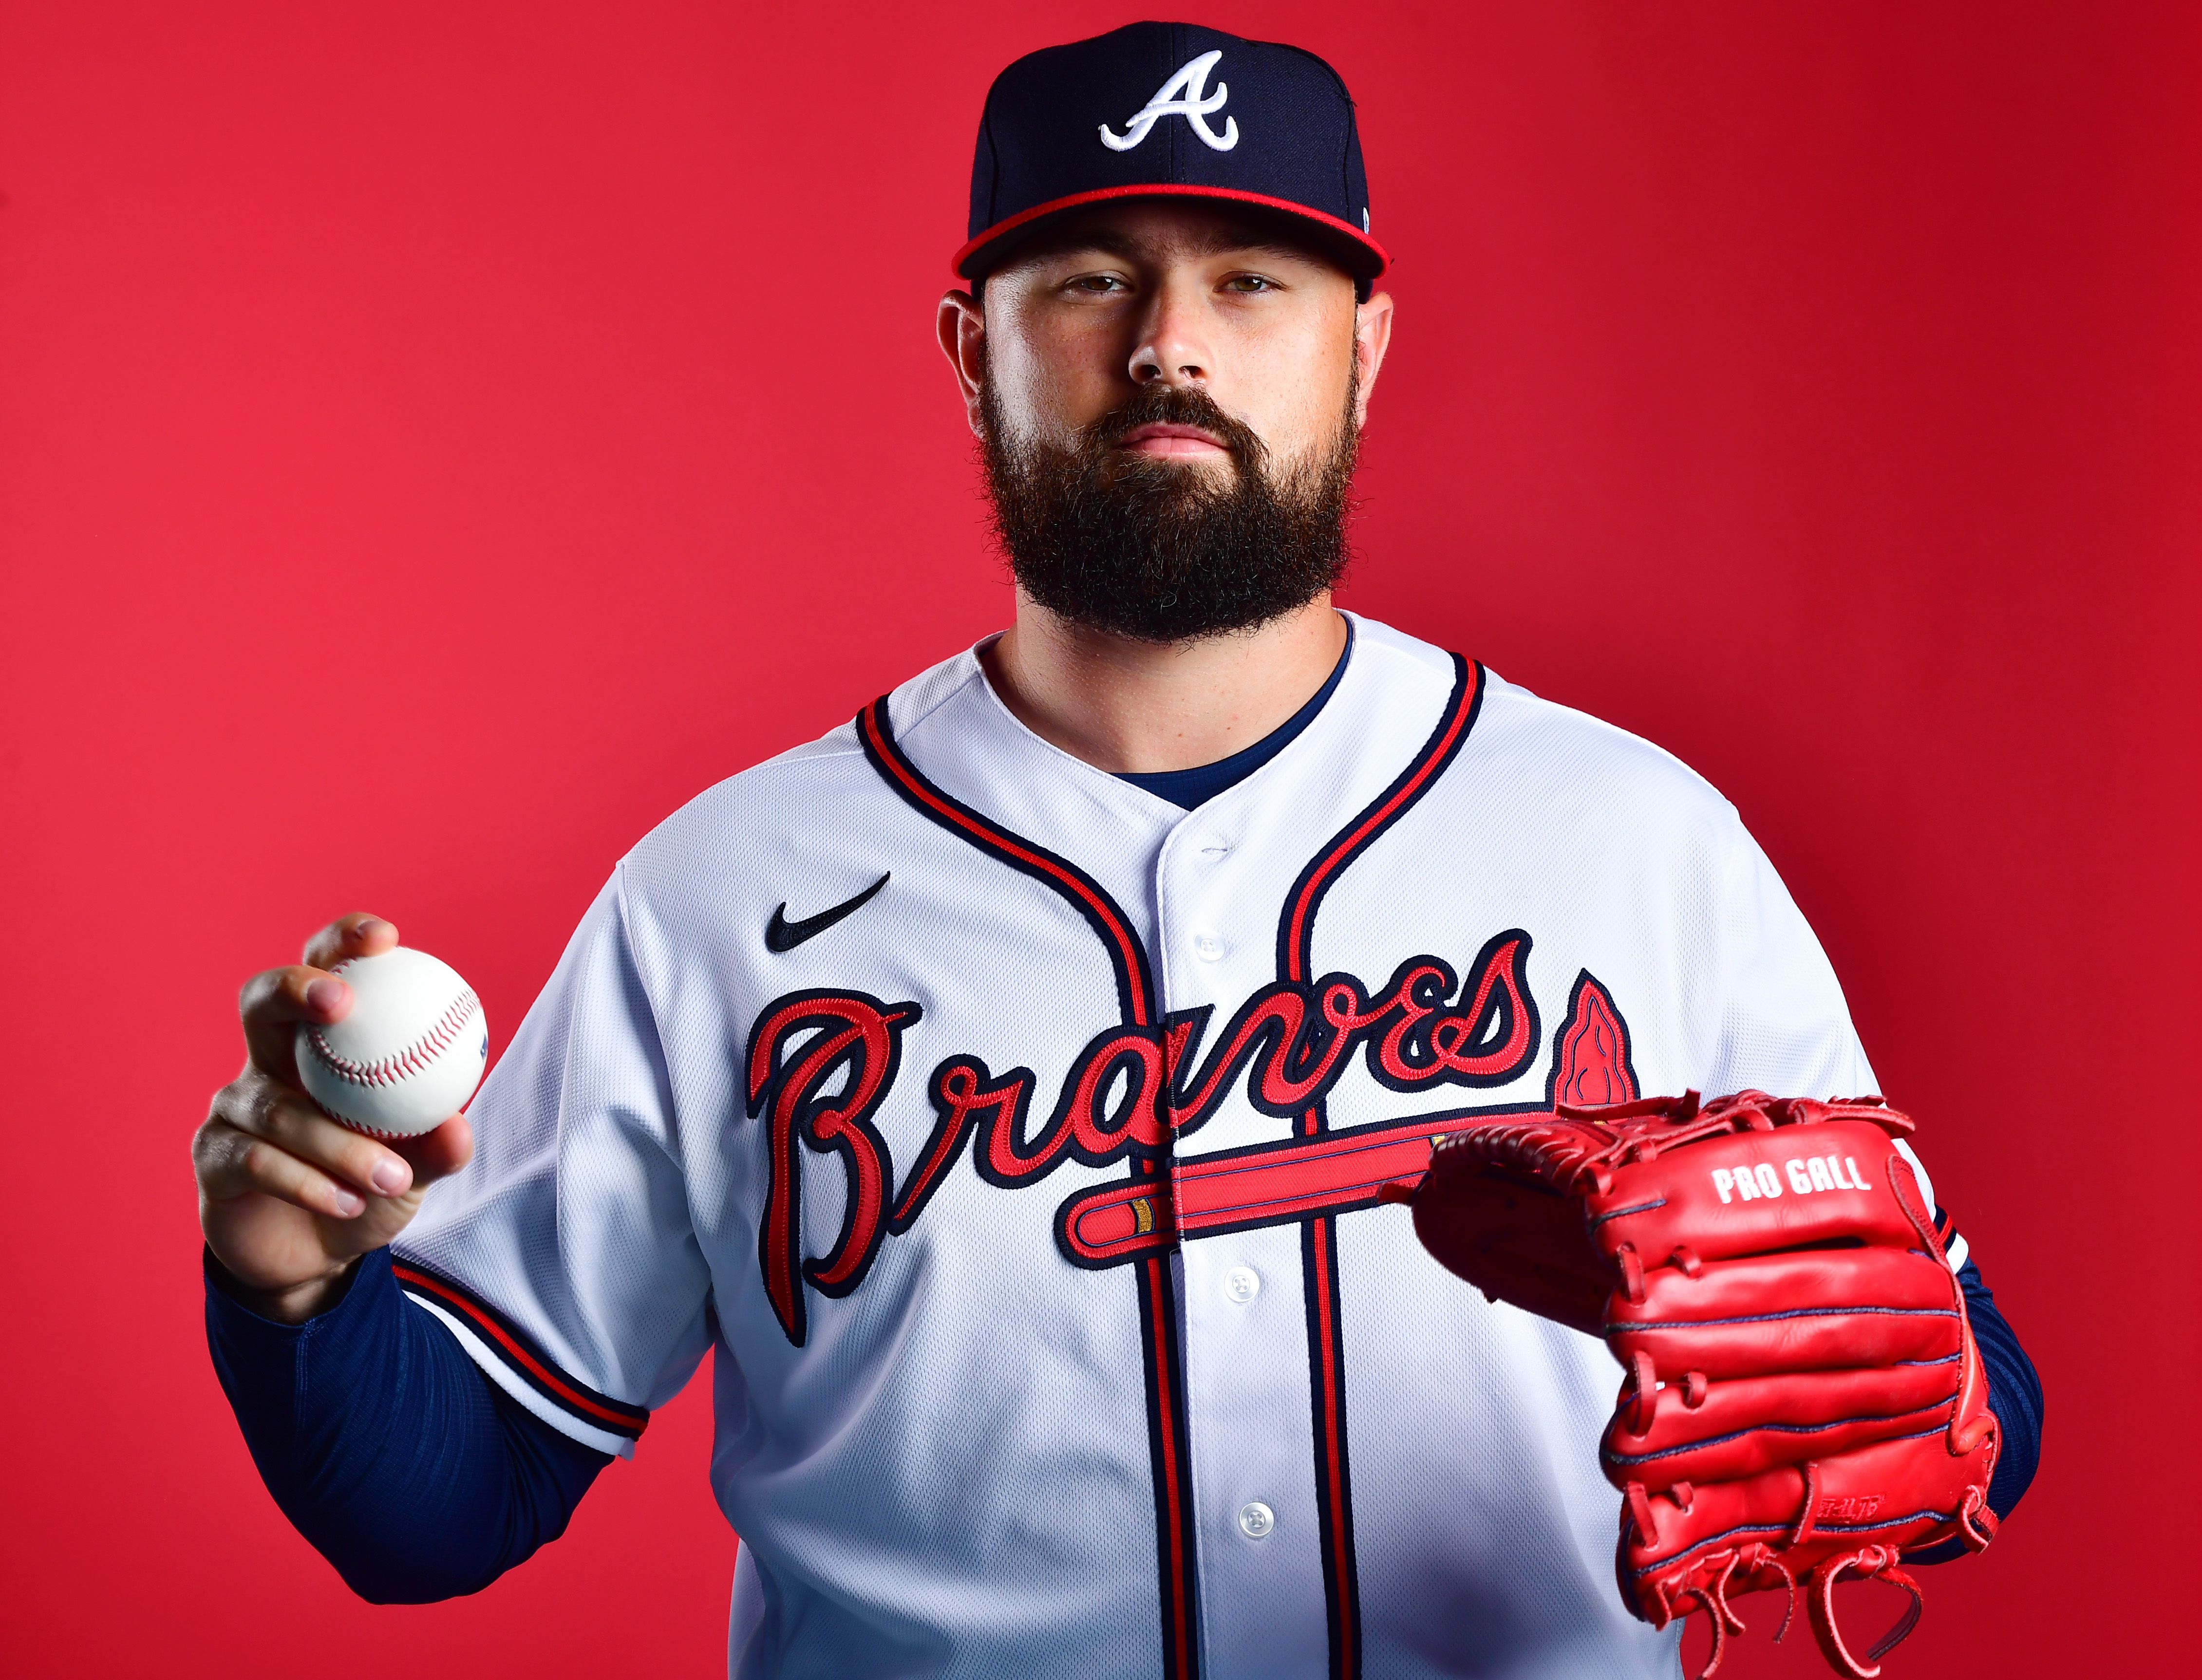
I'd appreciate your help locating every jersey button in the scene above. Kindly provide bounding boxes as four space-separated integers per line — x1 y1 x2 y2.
1223 1266 1261 1304
1238 1501 1276 1539
1193 932 1224 962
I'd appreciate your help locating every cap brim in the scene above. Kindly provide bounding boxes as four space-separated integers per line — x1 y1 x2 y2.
954 183 1389 284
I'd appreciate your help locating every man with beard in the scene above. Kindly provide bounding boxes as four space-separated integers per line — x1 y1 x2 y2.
195 22 2039 1680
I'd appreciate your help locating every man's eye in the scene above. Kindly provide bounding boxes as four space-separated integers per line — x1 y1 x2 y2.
1224 275 1280 293
1068 275 1128 294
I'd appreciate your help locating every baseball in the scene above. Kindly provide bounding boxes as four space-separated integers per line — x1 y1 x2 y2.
296 946 489 1138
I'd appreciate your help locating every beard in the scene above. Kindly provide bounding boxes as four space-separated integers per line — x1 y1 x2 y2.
980 373 1359 644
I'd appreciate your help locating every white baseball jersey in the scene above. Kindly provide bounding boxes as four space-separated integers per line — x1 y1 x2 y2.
394 614 1939 1679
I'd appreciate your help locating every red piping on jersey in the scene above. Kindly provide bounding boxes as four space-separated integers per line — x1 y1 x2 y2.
1281 657 1482 986
393 1263 648 1436
859 699 1153 1026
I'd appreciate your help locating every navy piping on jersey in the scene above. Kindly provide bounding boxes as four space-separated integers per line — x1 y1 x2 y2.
1116 619 1355 810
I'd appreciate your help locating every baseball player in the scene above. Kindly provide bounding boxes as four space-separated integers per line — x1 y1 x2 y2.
196 23 2041 1679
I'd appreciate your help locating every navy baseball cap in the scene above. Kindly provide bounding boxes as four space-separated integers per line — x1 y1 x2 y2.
957 22 1388 287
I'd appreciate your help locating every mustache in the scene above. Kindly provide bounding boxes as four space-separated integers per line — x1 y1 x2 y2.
1080 385 1270 471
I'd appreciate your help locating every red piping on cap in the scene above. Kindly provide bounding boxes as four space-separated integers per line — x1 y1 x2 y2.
953 183 1389 280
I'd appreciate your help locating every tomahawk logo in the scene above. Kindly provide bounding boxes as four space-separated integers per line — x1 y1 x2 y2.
1100 50 1240 152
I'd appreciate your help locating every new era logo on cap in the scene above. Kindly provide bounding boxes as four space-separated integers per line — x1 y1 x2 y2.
958 21 1387 284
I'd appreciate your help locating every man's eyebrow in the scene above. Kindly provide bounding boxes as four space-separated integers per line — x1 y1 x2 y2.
1032 224 1324 265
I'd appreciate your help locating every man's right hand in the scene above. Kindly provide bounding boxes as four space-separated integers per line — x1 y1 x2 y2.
194 914 476 1324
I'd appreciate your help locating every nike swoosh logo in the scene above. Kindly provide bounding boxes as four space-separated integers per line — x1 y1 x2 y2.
766 872 891 953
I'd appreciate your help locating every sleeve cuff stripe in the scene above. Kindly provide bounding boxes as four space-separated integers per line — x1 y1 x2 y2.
391 1260 649 1437
1930 1205 1970 1275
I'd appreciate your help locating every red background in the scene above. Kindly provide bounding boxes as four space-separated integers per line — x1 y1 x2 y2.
2 3 2192 1674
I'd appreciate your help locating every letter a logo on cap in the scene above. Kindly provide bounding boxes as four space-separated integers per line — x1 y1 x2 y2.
1099 50 1240 152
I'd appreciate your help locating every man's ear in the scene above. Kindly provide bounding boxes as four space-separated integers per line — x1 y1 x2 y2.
937 290 987 439
1351 290 1396 430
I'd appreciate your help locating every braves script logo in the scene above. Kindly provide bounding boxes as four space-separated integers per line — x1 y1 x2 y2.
1099 49 1240 152
745 932 1539 1343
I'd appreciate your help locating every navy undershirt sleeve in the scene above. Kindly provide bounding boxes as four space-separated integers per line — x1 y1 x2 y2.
205 1245 612 1602
1906 1247 2044 1563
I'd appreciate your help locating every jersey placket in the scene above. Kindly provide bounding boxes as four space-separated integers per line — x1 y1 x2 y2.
1164 653 1481 1680
859 691 1204 1680
1158 809 1333 1679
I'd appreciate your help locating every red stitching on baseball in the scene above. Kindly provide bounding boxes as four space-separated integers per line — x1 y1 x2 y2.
304 972 480 1090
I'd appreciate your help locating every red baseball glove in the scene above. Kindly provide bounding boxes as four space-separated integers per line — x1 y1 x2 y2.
1393 1091 1999 1678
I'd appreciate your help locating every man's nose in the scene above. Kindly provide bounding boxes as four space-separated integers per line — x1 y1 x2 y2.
1129 281 1212 387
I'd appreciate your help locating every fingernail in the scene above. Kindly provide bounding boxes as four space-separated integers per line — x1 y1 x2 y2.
305 977 347 1015
355 917 391 942
332 1189 365 1216
371 1160 409 1195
